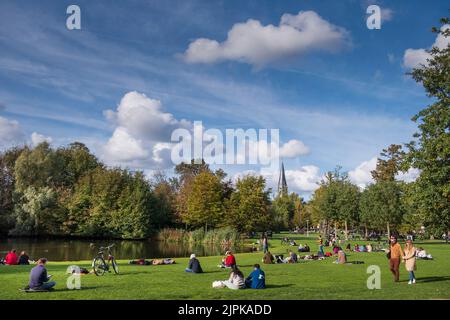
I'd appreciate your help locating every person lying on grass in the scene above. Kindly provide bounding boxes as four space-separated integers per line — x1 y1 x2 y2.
185 253 203 273
26 258 56 291
245 264 266 289
212 265 246 290
219 251 236 269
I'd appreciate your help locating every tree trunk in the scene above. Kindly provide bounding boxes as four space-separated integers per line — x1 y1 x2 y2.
334 222 337 239
365 224 368 239
387 222 390 239
344 220 348 241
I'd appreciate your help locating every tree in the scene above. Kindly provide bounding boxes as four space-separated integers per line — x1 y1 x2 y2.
359 181 405 237
371 144 405 182
404 18 450 238
152 171 177 228
226 175 271 233
0 147 27 235
184 171 225 230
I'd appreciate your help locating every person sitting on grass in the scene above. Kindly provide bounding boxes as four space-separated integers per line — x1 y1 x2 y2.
346 243 351 251
245 264 266 289
185 254 203 273
5 249 18 265
27 258 56 291
284 250 298 263
262 251 275 264
18 251 30 265
213 265 246 290
367 243 373 253
219 251 236 269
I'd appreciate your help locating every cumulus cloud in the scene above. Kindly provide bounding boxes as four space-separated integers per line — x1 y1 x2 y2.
182 10 349 67
31 132 53 146
101 91 191 168
0 116 25 148
349 157 421 188
279 139 310 158
403 24 450 69
348 157 377 189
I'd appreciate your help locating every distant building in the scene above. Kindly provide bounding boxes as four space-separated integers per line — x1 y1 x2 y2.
277 161 288 197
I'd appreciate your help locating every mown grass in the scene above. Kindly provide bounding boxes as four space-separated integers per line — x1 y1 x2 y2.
1 233 449 300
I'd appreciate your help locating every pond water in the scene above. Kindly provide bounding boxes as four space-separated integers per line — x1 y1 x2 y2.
0 238 251 261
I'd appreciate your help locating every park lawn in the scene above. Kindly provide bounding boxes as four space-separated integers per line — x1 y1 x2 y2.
1 233 449 300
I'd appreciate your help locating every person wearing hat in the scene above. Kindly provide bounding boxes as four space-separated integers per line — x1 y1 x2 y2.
185 253 203 273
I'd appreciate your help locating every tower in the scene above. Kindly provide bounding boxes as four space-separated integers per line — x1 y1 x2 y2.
277 161 288 197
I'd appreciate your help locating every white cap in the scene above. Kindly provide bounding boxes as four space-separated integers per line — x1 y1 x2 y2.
190 254 196 259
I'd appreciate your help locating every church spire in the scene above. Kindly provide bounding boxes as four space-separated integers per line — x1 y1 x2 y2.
277 161 288 197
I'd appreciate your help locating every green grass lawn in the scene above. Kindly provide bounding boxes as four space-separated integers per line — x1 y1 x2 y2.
1 233 449 300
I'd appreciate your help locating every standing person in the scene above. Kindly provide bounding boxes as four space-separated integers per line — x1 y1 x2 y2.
28 258 56 291
245 264 266 289
185 254 203 273
262 234 269 254
387 235 404 282
403 239 417 284
5 249 18 265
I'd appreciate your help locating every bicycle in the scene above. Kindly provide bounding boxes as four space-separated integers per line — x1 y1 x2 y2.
92 244 119 276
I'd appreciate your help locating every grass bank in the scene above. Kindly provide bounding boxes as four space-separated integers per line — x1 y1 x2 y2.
1 233 449 300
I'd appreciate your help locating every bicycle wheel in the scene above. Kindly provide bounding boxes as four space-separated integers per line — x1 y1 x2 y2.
111 257 119 274
93 257 107 276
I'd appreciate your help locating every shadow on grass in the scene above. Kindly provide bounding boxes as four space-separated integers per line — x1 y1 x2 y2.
266 284 294 289
418 276 450 283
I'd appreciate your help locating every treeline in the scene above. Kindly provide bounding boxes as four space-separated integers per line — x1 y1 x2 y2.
0 143 301 239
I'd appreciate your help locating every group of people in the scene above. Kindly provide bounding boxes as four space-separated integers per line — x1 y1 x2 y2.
185 251 266 290
1 249 31 265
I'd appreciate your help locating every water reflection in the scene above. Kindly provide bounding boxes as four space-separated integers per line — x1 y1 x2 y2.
0 238 249 261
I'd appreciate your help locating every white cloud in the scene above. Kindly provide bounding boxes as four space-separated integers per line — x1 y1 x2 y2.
31 132 53 146
101 91 191 168
279 139 310 158
182 10 349 67
103 127 149 163
396 167 421 183
262 165 322 194
349 157 421 188
104 91 191 142
348 157 377 189
0 116 25 148
381 8 394 22
403 24 450 69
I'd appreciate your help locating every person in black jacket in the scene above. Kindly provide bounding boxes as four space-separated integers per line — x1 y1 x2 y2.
185 253 203 273
18 251 30 265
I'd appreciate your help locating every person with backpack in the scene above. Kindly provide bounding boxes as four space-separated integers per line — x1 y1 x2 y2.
245 264 266 289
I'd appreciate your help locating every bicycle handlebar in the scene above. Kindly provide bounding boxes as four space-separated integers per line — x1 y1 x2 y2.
98 244 115 251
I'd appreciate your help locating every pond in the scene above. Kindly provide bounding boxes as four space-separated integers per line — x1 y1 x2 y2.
0 238 251 262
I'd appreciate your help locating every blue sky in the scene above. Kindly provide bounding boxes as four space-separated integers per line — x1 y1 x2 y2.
0 0 447 196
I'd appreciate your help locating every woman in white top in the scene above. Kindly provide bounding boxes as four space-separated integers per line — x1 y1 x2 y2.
223 266 246 290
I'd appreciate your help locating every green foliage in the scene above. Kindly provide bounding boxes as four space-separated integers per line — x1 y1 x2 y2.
184 171 225 229
225 175 271 233
371 144 405 182
403 18 450 237
359 181 405 232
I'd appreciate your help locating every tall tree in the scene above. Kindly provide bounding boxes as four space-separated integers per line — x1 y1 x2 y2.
371 144 405 182
404 18 450 238
226 175 271 233
184 171 225 230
